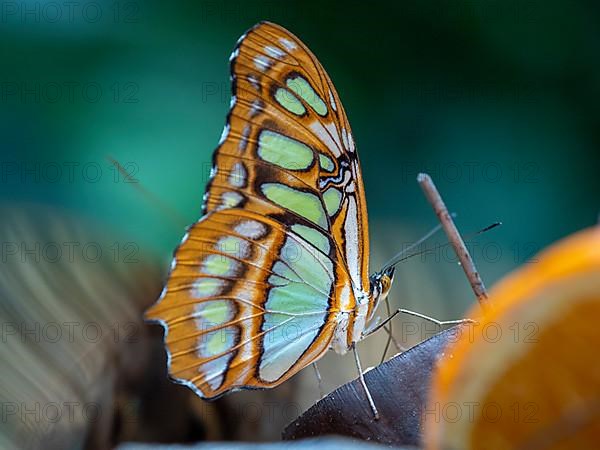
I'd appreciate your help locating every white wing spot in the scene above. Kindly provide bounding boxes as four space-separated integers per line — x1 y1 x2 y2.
250 100 263 118
279 37 297 51
265 45 285 59
309 121 341 157
239 125 251 152
345 196 361 289
217 236 251 259
228 162 247 187
247 74 261 91
325 122 343 150
235 220 267 239
347 131 355 152
341 127 349 150
198 353 230 390
254 55 272 71
220 191 243 209
328 89 337 112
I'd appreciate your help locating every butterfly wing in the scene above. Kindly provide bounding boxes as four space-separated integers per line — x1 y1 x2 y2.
146 22 371 398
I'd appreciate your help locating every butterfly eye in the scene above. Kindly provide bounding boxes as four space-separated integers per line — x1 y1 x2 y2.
380 274 393 299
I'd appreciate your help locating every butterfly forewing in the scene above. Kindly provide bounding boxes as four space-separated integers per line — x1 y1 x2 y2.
205 22 369 294
147 21 372 398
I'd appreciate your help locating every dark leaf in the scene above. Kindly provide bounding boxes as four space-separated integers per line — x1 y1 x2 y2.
283 327 462 446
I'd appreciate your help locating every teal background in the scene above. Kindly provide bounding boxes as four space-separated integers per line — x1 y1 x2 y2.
2 0 599 315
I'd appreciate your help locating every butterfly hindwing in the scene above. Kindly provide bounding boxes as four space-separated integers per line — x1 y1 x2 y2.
147 209 338 396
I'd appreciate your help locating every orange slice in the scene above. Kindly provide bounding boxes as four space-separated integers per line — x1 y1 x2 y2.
424 226 600 450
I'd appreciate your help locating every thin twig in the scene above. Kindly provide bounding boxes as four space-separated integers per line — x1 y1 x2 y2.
417 173 491 311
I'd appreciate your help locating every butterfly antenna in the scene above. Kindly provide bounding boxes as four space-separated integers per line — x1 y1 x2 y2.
382 221 502 272
476 221 502 235
380 213 457 273
106 155 189 229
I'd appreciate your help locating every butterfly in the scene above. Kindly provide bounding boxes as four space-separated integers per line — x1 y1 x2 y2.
146 21 396 417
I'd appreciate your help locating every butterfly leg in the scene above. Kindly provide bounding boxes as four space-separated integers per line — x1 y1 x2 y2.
380 296 407 364
363 308 474 338
395 309 475 328
312 362 325 399
352 343 379 420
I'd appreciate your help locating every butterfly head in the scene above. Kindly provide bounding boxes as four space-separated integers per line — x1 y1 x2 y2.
369 266 395 311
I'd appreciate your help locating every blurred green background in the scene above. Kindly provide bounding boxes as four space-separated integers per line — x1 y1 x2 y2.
2 1 600 446
2 0 599 316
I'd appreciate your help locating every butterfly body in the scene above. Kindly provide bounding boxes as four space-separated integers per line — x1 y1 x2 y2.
147 22 394 399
